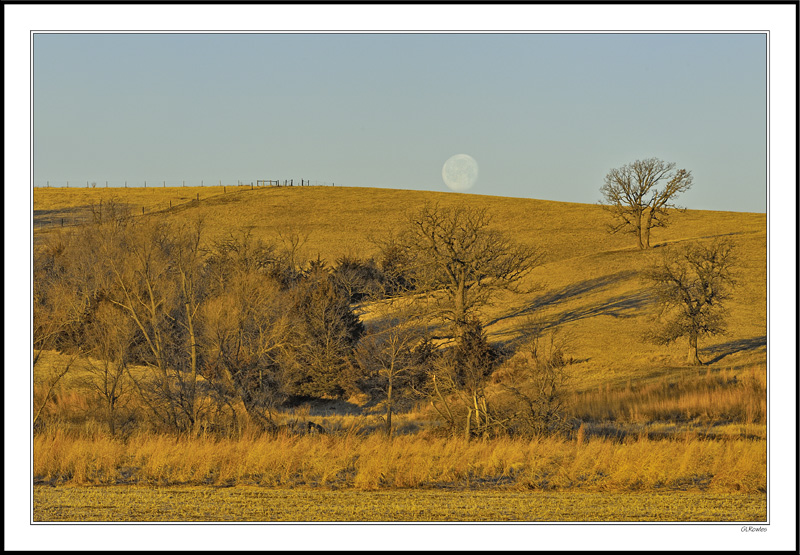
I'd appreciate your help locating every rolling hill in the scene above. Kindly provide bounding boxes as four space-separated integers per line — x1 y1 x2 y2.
33 184 767 394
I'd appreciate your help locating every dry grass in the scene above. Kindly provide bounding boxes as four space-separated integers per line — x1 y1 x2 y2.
33 429 766 494
569 365 767 425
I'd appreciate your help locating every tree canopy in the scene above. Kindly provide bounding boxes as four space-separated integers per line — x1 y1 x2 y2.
600 157 693 249
643 239 737 365
381 202 545 338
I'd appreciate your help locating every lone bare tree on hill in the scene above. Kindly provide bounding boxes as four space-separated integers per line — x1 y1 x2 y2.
600 157 693 249
643 239 737 365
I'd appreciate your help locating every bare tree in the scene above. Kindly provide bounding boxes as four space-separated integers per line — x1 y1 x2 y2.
382 202 544 339
33 352 78 431
422 319 499 439
103 218 185 430
600 158 693 249
643 239 737 365
355 311 429 437
80 299 136 436
494 325 573 437
33 232 83 366
169 219 206 432
200 232 296 431
33 228 99 431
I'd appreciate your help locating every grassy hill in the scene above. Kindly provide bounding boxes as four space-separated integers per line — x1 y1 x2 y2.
33 184 766 385
32 185 767 503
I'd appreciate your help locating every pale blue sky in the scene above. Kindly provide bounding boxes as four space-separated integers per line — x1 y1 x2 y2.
33 33 766 212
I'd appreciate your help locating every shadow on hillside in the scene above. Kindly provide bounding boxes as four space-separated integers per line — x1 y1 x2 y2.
33 203 142 230
487 270 638 327
649 229 764 250
494 288 655 353
284 397 364 416
703 335 767 364
544 289 654 327
33 206 95 229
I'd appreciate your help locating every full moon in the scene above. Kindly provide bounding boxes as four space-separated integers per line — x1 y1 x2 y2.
442 154 479 192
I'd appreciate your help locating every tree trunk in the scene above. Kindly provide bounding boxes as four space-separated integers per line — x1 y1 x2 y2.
688 333 701 365
454 274 467 332
431 374 455 429
480 395 489 439
107 397 116 436
241 394 275 432
385 379 393 438
473 393 482 436
642 208 654 249
184 297 199 432
634 210 645 249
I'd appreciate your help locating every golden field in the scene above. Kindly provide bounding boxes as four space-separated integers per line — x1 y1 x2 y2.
32 185 767 521
34 486 765 522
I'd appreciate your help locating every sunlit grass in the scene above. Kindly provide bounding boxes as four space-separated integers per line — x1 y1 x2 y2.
569 365 767 425
34 429 766 494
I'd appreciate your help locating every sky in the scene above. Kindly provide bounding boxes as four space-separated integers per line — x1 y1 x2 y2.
33 32 767 212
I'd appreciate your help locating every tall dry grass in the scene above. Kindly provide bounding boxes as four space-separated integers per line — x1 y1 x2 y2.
33 429 765 493
569 365 767 425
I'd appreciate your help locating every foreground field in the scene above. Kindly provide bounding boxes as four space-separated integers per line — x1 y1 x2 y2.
33 486 766 522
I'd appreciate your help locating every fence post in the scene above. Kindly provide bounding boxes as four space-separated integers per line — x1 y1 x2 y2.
105 181 108 188
61 218 64 227
196 193 199 201
223 186 226 193
142 207 145 215
145 180 147 188
169 200 172 209
201 180 204 187
183 180 185 187
67 181 69 187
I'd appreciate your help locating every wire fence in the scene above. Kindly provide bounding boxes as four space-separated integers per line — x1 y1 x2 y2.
33 178 339 233
34 179 338 188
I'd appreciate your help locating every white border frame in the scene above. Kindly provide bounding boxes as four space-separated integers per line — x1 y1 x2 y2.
6 4 796 551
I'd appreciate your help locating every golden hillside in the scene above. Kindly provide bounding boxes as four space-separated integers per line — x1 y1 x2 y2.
34 185 767 392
